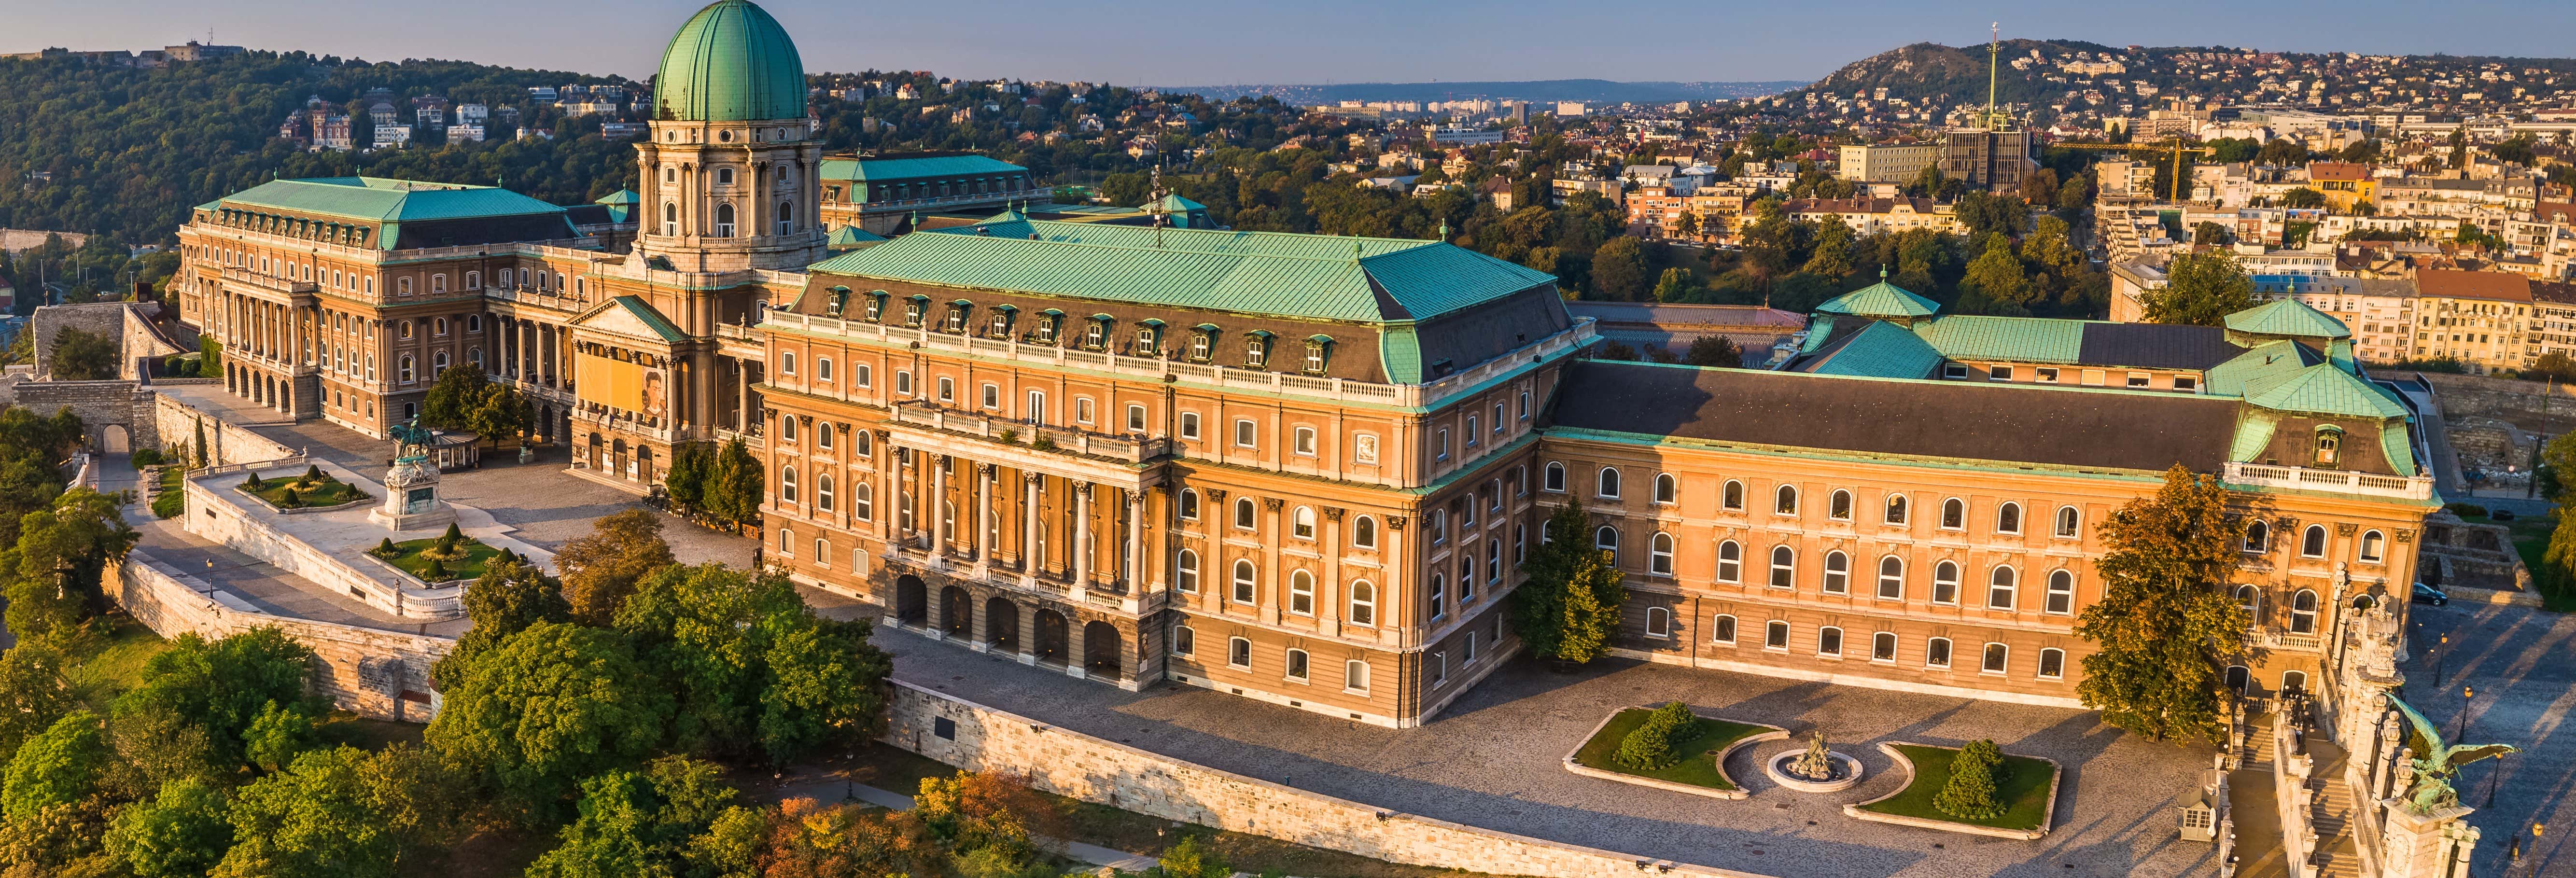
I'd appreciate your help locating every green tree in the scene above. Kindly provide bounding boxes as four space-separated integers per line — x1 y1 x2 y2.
1554 551 1626 665
1684 335 1743 368
1589 237 1651 300
1932 739 2008 819
1959 233 2031 314
468 381 529 446
705 438 764 528
661 442 715 514
199 335 225 382
1 487 140 645
1511 502 1590 660
1611 701 1699 769
527 756 754 878
2280 187 2326 209
1158 834 1230 878
111 627 322 780
1650 267 1698 303
615 564 892 765
213 747 401 878
2142 250 2255 327
426 622 672 815
554 508 676 626
48 327 120 380
243 699 322 773
2073 465 2250 743
420 362 491 430
1 710 108 820
1801 219 1856 279
432 556 571 688
106 778 236 878
0 644 78 764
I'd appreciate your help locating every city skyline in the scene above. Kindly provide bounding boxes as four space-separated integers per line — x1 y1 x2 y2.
11 0 2576 88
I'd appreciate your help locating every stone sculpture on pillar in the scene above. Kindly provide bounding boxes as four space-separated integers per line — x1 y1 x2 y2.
369 419 457 532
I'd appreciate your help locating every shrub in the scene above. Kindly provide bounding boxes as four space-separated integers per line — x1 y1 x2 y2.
1158 834 1228 878
1612 701 1700 770
1030 434 1056 451
442 523 464 544
422 557 448 581
152 490 183 520
130 448 164 467
2446 502 2490 518
1932 739 2008 820
373 538 398 557
303 464 325 483
242 473 264 490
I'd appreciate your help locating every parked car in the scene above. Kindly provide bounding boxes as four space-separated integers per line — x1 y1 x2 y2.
2412 583 2450 607
2491 509 2516 521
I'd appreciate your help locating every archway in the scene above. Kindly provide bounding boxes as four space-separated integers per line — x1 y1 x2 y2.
939 586 971 636
983 597 1019 652
2226 665 2252 696
99 424 130 454
893 575 927 626
1034 610 1068 664
1082 621 1122 678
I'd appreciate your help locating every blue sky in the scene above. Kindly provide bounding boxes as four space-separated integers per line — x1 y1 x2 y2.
13 0 2576 85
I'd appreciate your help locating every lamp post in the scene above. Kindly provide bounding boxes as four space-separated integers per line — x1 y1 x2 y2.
2454 685 2476 742
2433 632 2450 685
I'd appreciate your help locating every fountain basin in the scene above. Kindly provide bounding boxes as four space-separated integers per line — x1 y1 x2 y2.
1764 750 1865 793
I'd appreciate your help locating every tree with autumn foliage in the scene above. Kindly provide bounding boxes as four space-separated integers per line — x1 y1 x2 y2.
2074 465 2252 743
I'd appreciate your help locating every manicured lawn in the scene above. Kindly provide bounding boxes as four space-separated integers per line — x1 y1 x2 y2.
243 474 369 511
1570 708 1767 791
1861 744 2057 832
64 617 173 702
374 537 503 583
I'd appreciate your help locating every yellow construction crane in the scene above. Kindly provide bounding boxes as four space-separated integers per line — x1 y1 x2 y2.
2052 138 2217 202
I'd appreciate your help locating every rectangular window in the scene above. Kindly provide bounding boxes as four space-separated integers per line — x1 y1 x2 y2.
1943 363 1968 379
1077 398 1095 424
2127 372 2151 388
2174 376 2200 392
1179 412 1201 440
1293 427 1316 457
2035 367 2058 383
1234 418 1256 448
1990 365 2015 382
1127 404 1147 432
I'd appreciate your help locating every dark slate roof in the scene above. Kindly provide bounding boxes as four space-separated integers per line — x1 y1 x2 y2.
1550 360 2240 473
2075 322 2247 371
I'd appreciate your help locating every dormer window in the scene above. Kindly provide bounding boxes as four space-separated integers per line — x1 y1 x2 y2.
1133 320 1164 355
903 296 927 327
987 306 1016 338
824 286 851 318
2313 426 2343 468
1303 335 1333 374
1245 331 1274 368
944 300 972 333
864 291 887 321
1190 325 1218 362
1084 315 1113 350
1035 310 1063 344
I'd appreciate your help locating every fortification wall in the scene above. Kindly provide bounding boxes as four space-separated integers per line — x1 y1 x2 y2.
10 380 157 452
881 681 1771 878
111 548 449 722
153 391 293 466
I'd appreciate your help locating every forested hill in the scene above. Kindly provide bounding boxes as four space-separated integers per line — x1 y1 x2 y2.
1794 39 2576 116
0 52 635 248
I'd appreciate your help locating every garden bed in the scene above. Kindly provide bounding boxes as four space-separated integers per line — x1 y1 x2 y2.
1562 706 1777 800
238 472 370 512
371 536 504 584
1844 741 2060 839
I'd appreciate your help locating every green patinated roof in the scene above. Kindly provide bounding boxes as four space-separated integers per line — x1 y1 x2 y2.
2242 363 2410 419
1805 320 1943 378
1381 326 1423 383
817 154 1027 181
2225 299 2352 339
210 177 569 250
2231 412 2280 462
595 188 640 206
605 296 687 343
2203 340 2318 398
1814 279 1940 319
652 0 808 123
826 225 887 247
2380 421 2419 477
804 217 1557 324
1910 315 2085 363
1151 194 1208 212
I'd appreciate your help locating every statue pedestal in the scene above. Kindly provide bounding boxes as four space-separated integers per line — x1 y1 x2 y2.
369 457 455 532
2378 800 2476 878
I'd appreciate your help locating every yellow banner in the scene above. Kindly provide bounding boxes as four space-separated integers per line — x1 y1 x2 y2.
575 353 665 417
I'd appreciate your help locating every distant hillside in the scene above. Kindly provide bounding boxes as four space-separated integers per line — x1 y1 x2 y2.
1794 39 2576 115
1155 79 1804 107
1806 39 2116 107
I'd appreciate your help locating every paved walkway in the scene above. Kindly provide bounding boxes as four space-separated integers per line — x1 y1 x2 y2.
2401 601 2576 878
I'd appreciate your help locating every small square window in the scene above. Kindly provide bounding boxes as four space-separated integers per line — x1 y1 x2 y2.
1942 363 1969 379
1990 365 2015 382
2175 376 2200 392
2035 367 2058 383
1179 412 1201 440
2127 372 2151 388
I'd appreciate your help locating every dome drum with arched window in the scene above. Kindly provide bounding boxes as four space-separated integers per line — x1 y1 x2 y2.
635 0 823 269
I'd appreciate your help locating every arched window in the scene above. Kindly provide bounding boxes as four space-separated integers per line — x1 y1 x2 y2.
2313 426 2342 467
1646 607 1671 638
2038 648 2066 680
1716 540 1742 583
1650 532 1675 575
1722 480 1745 511
432 351 450 376
661 201 678 236
1292 506 1316 540
1176 549 1200 593
2282 670 2309 693
1987 566 2018 610
1940 498 1966 530
1768 545 1795 588
1764 620 1790 649
1997 502 2022 534
1344 659 1371 692
2045 570 2074 614
1348 580 1376 626
1232 560 1257 603
2360 530 2386 563
1774 485 1798 515
1926 637 1954 669
1178 489 1200 521
2290 589 2319 634
2301 524 2328 558
780 465 798 503
2236 585 2262 620
1711 614 1738 644
1428 574 1446 619
1981 642 2010 674
1354 516 1377 549
780 417 798 442
816 474 834 512
1543 461 1565 492
1818 626 1843 656
814 539 829 567
775 201 794 235
1234 497 1256 530
1822 551 1850 594
1228 637 1251 669
1596 466 1621 499
1594 526 1620 563
1872 631 1898 661
2227 665 2252 694
1288 570 1316 616
854 484 873 521
779 527 793 556
1876 556 1904 599
1829 489 1853 520
2245 520 2270 552
1884 493 1909 524
1654 473 1677 504
1932 561 1960 604
2055 506 2080 538
398 354 415 383
714 202 736 237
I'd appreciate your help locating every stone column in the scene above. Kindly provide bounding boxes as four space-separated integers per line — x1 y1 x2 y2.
930 454 947 555
1260 497 1284 624
974 463 994 566
1017 601 1039 664
1064 613 1087 679
734 358 749 432
1321 507 1345 637
1072 482 1092 598
1023 473 1041 577
1124 489 1143 590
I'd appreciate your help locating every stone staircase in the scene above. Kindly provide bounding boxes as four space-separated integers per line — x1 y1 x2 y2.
2303 728 2365 878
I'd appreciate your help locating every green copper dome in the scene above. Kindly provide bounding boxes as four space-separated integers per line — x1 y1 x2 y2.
652 0 808 122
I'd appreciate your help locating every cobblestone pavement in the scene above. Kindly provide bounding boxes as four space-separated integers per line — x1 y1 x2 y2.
870 621 2221 878
2401 601 2576 878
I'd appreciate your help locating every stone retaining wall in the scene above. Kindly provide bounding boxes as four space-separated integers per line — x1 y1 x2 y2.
182 458 466 621
881 680 1773 878
111 548 450 722
2419 372 2576 430
10 380 158 452
154 391 294 467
